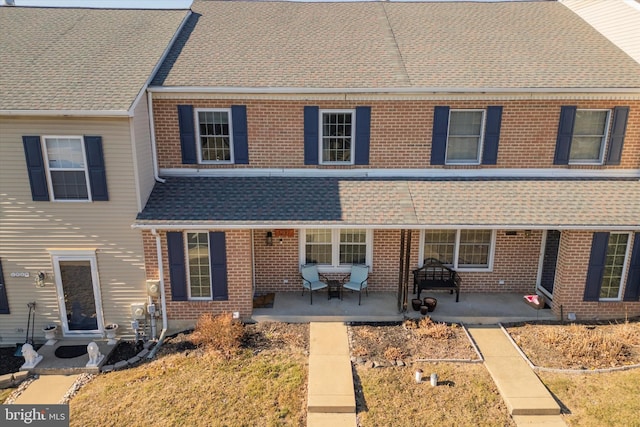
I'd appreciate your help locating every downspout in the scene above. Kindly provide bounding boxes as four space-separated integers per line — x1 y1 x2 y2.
148 228 168 359
147 90 165 184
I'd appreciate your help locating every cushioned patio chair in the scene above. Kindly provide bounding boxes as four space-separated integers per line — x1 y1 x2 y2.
342 264 369 305
300 264 328 305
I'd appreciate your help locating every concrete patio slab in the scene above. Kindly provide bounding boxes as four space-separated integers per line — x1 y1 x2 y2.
23 339 118 375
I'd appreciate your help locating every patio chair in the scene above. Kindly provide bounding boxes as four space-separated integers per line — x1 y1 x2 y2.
300 264 328 305
342 264 369 305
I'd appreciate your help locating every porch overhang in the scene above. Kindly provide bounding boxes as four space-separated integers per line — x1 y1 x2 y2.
133 177 640 231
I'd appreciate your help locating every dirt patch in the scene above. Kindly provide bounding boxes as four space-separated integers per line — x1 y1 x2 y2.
0 347 25 376
506 319 640 370
349 318 478 366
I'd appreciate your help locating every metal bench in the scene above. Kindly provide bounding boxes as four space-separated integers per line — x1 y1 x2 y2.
412 258 461 302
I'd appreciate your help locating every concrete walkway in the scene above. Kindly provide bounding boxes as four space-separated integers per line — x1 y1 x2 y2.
307 322 356 427
11 374 79 404
466 325 566 427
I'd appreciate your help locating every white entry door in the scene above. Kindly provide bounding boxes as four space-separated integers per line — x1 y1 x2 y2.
52 252 104 336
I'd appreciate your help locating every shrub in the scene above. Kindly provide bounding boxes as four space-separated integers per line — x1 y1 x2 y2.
383 346 405 361
192 312 243 358
414 317 455 340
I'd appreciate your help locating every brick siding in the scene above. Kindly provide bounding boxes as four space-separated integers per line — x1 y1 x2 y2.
154 98 640 170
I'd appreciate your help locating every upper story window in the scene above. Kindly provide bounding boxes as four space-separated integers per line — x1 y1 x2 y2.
421 229 495 271
554 106 629 166
568 109 610 164
43 137 90 200
446 110 485 164
302 228 372 273
431 106 502 166
321 110 354 164
196 109 234 163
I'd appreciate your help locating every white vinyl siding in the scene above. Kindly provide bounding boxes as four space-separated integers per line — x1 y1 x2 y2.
0 116 147 342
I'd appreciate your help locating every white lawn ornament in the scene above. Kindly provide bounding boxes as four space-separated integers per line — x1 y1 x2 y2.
20 343 43 369
86 341 104 367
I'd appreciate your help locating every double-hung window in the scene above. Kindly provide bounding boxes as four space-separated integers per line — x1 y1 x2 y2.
446 110 485 164
568 109 610 164
43 136 90 201
421 229 495 270
302 229 372 272
185 232 212 299
599 233 631 300
196 109 234 163
321 110 354 164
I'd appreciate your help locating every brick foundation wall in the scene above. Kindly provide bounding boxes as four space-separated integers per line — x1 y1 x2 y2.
153 98 640 170
553 231 640 321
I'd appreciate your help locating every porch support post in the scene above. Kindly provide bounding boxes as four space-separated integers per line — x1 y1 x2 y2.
397 230 406 312
397 229 412 313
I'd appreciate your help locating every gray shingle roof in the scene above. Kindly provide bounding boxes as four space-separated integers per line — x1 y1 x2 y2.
136 177 640 228
0 7 188 112
153 1 640 90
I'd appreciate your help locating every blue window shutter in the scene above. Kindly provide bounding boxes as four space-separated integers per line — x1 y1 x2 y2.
431 106 450 165
606 106 629 165
554 106 576 165
304 106 319 165
482 106 503 165
0 258 9 314
177 105 197 164
231 105 249 164
167 232 188 301
209 232 228 301
84 136 109 201
22 136 49 201
354 106 371 165
583 232 609 301
623 233 640 301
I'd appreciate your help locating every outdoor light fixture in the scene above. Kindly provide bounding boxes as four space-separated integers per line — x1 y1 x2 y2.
35 271 46 287
266 231 273 246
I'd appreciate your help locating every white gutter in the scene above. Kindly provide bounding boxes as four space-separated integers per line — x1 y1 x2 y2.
132 223 640 232
157 167 640 179
148 86 640 95
147 228 168 359
0 109 130 117
148 91 165 184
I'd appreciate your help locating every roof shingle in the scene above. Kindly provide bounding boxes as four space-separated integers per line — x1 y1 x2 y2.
0 7 188 112
153 1 640 90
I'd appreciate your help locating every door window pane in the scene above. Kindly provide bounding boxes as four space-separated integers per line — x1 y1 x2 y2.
60 260 97 331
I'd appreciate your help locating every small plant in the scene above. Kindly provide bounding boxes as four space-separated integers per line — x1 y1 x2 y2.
383 346 405 361
352 345 369 357
192 312 243 358
414 317 455 340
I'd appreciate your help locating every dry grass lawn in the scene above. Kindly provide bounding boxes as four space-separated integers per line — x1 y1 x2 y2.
355 363 515 427
539 369 640 427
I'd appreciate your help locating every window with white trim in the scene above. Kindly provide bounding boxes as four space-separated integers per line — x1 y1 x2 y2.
569 109 610 164
302 229 371 271
321 110 354 164
600 232 631 300
421 229 495 270
196 108 234 163
43 136 90 200
186 232 211 299
446 110 485 164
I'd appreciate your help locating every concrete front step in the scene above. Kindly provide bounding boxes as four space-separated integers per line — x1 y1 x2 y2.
512 415 567 426
308 323 356 414
307 412 357 427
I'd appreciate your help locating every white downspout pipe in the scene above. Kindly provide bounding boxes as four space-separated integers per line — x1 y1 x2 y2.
147 90 165 184
148 228 168 359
